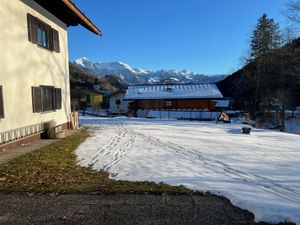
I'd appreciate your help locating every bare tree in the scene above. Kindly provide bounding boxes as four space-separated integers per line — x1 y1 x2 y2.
286 0 300 23
282 26 297 44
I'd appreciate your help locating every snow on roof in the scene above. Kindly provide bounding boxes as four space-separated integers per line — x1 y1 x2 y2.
214 100 230 108
124 84 223 100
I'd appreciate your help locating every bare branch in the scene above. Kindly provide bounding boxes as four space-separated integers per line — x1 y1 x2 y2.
285 0 300 23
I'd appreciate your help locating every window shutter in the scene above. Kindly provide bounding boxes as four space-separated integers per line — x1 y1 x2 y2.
32 87 42 113
27 14 38 44
45 24 51 49
0 86 4 119
49 27 54 51
51 29 60 53
55 88 62 110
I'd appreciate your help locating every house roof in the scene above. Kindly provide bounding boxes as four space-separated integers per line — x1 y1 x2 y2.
124 84 224 100
33 0 102 35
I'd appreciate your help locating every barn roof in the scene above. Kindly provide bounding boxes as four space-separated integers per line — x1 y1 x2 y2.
124 84 224 100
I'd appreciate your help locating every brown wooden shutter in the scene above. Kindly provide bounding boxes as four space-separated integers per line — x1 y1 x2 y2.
27 14 38 44
0 86 4 119
46 24 51 50
49 27 54 51
32 87 42 113
51 29 60 53
55 88 62 110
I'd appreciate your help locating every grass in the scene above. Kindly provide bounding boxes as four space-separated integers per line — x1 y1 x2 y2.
0 129 191 194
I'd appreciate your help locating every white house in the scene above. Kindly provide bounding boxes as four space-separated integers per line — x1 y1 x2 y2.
109 91 131 115
0 0 101 150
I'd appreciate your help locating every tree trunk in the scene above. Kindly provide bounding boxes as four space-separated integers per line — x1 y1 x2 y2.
279 108 286 132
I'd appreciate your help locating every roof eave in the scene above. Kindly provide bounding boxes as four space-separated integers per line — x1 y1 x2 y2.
62 0 102 36
32 0 102 36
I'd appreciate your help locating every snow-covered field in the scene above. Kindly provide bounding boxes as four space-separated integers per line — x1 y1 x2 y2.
76 117 300 224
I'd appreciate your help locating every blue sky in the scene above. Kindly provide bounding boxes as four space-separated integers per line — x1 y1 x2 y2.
69 0 289 75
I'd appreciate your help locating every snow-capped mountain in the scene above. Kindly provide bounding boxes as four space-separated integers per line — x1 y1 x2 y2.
74 57 226 85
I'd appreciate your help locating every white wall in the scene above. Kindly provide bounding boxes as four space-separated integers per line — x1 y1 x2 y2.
0 0 71 132
109 93 131 114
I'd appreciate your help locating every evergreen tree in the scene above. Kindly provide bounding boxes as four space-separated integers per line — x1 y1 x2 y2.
248 14 282 120
250 14 281 60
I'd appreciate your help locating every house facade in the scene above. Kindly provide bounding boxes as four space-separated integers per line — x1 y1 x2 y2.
124 84 227 120
109 91 131 115
0 0 101 150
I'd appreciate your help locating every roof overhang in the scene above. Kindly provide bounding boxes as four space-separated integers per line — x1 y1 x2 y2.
33 0 102 36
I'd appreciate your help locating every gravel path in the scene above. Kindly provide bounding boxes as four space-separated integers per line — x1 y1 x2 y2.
0 193 260 225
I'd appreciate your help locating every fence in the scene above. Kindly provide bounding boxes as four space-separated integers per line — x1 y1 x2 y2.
144 110 221 120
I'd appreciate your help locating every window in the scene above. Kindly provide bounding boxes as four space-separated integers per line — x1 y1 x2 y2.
165 101 172 107
166 87 172 92
32 86 62 113
42 86 55 111
0 86 4 119
27 14 60 52
37 23 49 48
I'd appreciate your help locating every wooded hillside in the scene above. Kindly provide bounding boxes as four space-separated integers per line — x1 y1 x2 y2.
69 63 126 92
217 38 300 112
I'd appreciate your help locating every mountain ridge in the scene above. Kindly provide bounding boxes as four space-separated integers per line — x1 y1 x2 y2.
74 57 227 85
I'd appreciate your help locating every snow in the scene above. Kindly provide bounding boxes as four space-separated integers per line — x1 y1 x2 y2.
214 99 230 108
285 118 300 135
124 84 223 100
133 68 148 75
76 117 300 224
75 57 94 68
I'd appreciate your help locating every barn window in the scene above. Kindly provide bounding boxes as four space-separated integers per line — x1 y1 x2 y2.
32 86 62 113
27 14 60 52
165 101 172 107
0 86 4 119
166 87 172 92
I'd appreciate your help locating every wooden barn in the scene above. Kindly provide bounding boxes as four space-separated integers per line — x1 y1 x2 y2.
124 84 229 120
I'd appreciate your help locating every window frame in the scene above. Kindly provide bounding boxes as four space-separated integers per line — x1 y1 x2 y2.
32 86 62 113
27 14 60 53
165 101 172 107
37 22 50 49
40 85 55 112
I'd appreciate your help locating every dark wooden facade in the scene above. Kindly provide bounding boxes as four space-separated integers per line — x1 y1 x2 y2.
129 99 219 113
